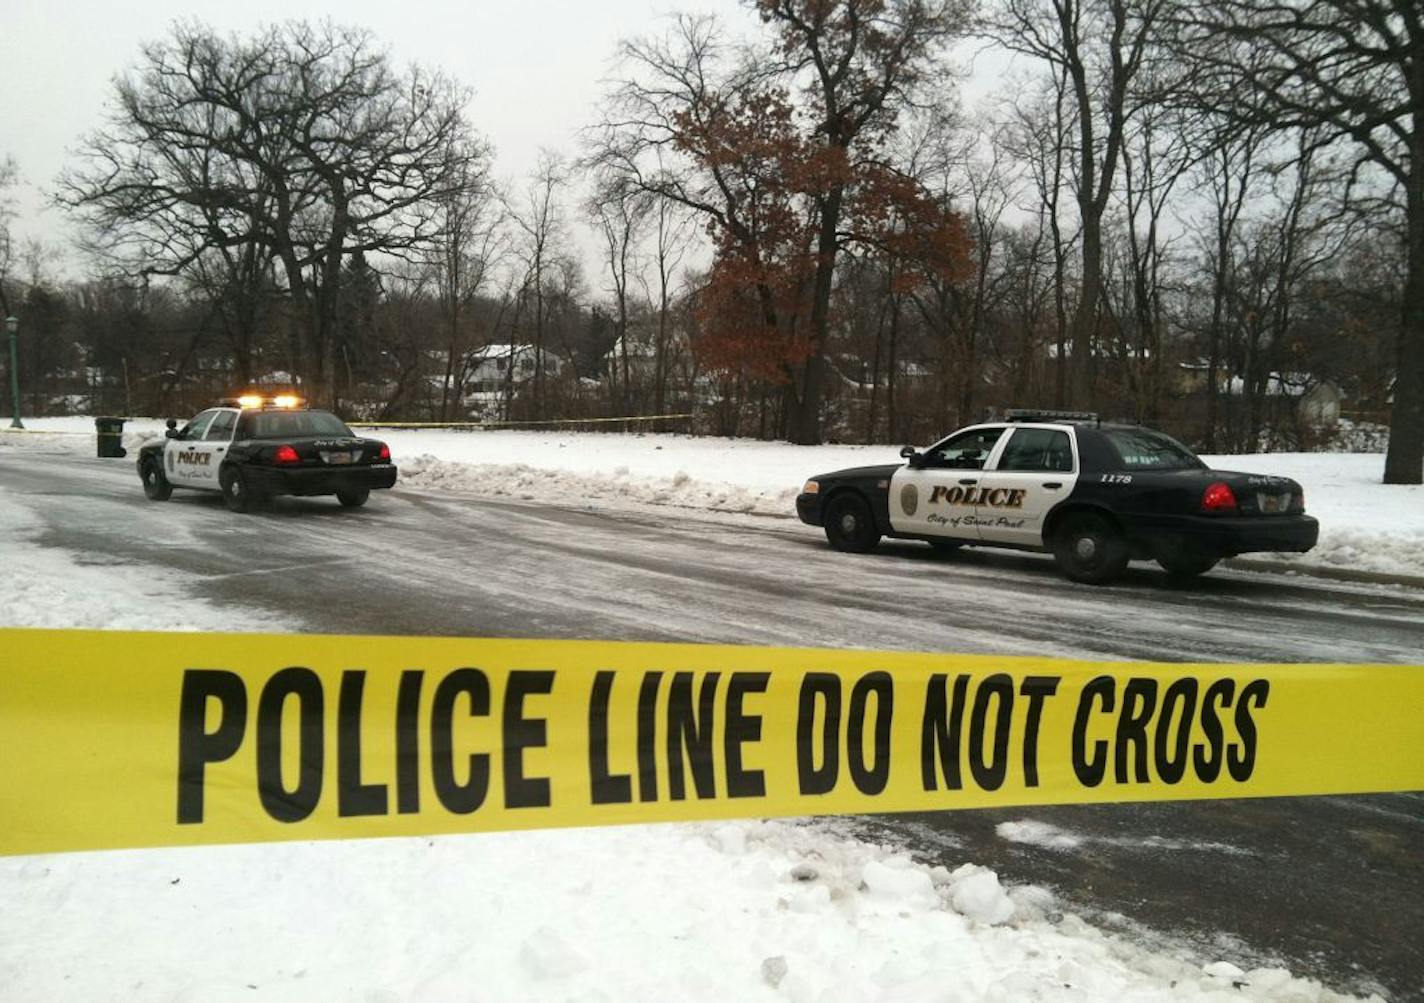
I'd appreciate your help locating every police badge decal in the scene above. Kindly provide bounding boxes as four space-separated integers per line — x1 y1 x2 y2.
900 482 918 516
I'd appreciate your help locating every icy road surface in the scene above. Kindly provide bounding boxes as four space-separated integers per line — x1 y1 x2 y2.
3 450 1422 999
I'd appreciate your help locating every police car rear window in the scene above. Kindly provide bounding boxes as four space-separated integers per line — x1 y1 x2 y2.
1101 429 1203 470
244 411 352 438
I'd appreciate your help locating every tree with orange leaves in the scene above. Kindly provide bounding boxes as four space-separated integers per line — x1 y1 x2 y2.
590 1 974 443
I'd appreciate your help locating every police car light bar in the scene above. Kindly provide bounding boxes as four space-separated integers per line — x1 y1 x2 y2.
230 394 303 409
1004 409 1100 424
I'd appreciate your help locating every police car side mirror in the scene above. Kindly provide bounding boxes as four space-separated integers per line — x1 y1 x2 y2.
165 428 179 439
900 445 923 469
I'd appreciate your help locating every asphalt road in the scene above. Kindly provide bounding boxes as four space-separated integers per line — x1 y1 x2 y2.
4 449 1422 999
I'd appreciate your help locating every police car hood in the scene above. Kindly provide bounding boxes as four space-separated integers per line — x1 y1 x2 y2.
812 463 901 482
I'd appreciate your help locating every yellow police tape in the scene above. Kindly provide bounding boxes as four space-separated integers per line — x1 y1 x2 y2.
1 628 1420 857
0 427 91 435
348 413 694 430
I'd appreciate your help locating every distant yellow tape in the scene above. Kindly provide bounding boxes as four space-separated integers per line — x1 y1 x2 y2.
348 413 694 429
0 428 91 436
1 628 1420 856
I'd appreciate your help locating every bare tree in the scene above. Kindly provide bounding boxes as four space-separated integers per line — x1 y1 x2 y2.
0 155 21 317
1115 86 1194 423
1191 119 1266 451
589 180 646 412
59 21 481 407
426 138 500 420
507 151 569 420
1170 0 1422 481
1004 70 1079 406
634 191 695 417
987 0 1167 407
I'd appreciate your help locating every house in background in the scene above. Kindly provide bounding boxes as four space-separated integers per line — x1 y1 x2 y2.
1177 363 1343 427
465 344 568 394
1225 373 1344 426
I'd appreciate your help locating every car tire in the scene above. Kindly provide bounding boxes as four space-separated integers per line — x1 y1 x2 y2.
824 493 881 553
337 487 370 508
1052 512 1130 585
140 458 172 501
1157 549 1220 579
220 466 258 514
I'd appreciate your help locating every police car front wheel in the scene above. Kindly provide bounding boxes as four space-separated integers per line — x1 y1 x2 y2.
1052 512 1129 585
824 493 881 553
140 459 172 501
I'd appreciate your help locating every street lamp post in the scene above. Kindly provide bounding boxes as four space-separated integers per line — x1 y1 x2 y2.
5 316 21 430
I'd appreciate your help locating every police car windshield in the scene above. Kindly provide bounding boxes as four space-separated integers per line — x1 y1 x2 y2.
244 410 352 439
1102 428 1204 470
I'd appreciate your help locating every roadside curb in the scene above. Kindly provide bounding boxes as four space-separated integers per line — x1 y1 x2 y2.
1225 557 1424 590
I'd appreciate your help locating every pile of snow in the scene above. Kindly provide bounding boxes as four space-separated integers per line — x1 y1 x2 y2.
5 417 1422 579
0 821 1375 1002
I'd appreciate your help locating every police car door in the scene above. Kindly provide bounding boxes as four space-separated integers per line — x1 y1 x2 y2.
889 426 1008 541
974 425 1078 548
164 409 221 488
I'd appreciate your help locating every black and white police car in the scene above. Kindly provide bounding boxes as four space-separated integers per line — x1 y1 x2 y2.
795 410 1319 585
137 395 398 513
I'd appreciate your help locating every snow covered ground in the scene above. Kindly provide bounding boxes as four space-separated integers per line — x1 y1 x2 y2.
0 426 1391 1001
2 821 1374 1003
6 416 1422 580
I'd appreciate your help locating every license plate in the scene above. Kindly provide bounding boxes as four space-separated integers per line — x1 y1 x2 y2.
1257 492 1290 514
322 451 356 465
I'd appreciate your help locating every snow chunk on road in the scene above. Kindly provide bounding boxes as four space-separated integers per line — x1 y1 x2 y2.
947 863 1017 925
862 856 938 904
996 819 1087 850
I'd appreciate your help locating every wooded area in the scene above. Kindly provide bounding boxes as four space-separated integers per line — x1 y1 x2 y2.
0 1 1418 481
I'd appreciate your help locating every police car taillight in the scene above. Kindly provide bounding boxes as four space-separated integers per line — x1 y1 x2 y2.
378 443 390 461
1201 482 1237 513
273 444 300 465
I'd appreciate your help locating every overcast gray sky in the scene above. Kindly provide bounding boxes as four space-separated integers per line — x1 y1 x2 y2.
1 0 1011 286
0 0 771 273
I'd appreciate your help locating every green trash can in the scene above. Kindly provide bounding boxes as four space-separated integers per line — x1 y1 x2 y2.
95 416 127 458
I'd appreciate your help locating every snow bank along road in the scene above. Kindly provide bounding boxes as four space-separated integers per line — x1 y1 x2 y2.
2 448 1422 999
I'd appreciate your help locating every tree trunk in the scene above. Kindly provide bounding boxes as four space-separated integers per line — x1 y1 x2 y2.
1070 213 1101 407
787 187 844 445
1385 171 1424 484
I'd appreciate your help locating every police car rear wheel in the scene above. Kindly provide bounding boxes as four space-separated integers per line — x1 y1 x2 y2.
140 459 172 501
1052 513 1129 585
824 493 880 553
220 467 258 513
337 488 369 508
